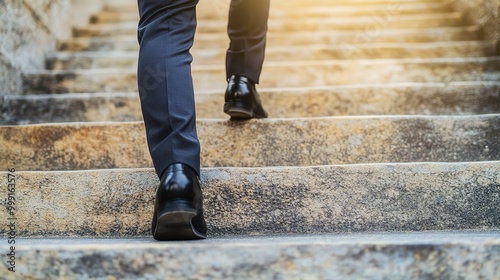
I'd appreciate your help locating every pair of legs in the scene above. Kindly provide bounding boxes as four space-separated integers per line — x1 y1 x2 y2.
137 0 270 178
137 0 270 239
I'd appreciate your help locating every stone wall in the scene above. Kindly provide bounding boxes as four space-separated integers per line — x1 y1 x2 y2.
0 0 105 95
447 0 500 42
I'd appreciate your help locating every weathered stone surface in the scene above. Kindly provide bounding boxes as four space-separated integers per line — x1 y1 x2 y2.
2 92 143 125
0 0 55 78
74 13 463 37
0 115 499 170
107 0 456 13
46 41 498 70
3 232 499 279
0 0 106 96
0 162 498 237
1 0 499 277
195 82 500 118
93 2 449 23
22 57 500 94
0 53 21 95
0 0 500 279
58 26 483 52
450 0 500 41
2 82 500 124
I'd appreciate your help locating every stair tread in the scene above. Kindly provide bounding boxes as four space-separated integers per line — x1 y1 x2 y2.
74 13 464 36
49 40 499 56
28 56 500 73
18 230 500 247
93 2 449 23
58 26 483 52
12 230 499 279
8 81 500 96
45 40 499 69
64 25 483 41
3 82 500 124
7 113 500 123
105 0 451 12
22 57 500 93
2 162 499 237
2 115 499 170
87 12 463 26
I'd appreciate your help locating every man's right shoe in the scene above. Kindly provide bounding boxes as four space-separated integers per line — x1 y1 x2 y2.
223 75 268 120
152 163 207 241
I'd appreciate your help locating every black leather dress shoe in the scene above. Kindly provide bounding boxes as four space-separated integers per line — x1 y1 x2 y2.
152 163 207 241
223 75 268 120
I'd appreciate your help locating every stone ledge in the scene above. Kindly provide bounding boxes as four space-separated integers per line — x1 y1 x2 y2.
21 57 500 93
8 231 500 279
1 115 499 170
44 41 499 70
2 82 500 124
0 162 498 237
57 26 483 52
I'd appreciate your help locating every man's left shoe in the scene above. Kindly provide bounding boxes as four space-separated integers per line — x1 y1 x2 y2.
223 75 268 120
152 163 207 241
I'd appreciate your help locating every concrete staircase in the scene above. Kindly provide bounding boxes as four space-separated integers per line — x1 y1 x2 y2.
1 0 499 278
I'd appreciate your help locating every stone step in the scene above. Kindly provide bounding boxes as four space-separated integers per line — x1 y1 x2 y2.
92 2 449 23
3 1 498 278
1 115 498 171
267 0 439 4
58 26 483 52
104 0 445 13
3 82 500 125
46 41 498 70
74 13 464 37
1 162 498 237
23 57 500 94
9 232 500 279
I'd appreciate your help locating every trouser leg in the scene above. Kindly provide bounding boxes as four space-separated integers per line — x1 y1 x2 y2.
137 0 200 178
226 0 271 84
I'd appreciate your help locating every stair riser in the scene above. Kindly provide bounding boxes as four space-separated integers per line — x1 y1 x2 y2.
58 27 482 52
74 15 463 37
23 59 500 94
105 0 446 13
12 238 500 280
46 42 498 70
3 83 500 124
91 4 449 23
0 163 498 237
1 116 498 170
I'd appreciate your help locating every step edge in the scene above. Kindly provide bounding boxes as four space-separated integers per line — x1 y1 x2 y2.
15 230 500 250
21 56 500 74
3 160 499 175
9 81 500 98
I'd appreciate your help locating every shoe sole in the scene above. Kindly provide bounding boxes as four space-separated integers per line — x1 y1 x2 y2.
153 203 207 241
224 101 254 119
224 101 267 120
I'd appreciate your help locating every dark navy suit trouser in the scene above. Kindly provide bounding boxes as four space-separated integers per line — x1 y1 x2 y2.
137 0 270 178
